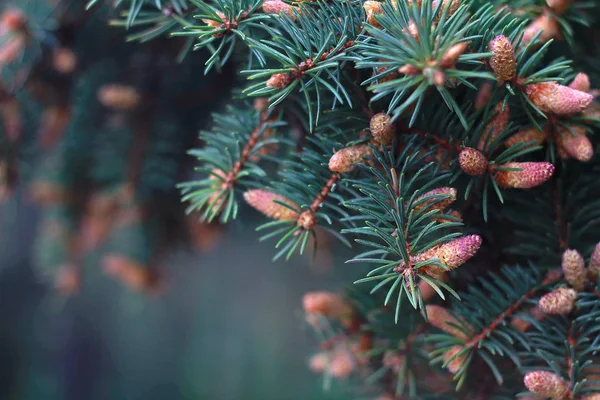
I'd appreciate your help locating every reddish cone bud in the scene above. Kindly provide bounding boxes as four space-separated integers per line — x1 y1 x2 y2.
556 126 593 162
243 189 299 220
329 144 372 173
440 41 470 68
478 103 510 152
414 187 457 213
303 291 353 322
443 345 466 374
522 14 560 45
363 1 383 27
524 370 569 400
424 305 470 340
588 242 600 279
266 72 293 89
569 73 591 93
539 287 577 315
525 81 594 115
562 249 586 290
488 35 516 83
493 162 554 189
416 235 482 278
505 127 547 148
262 0 299 19
370 112 396 146
459 147 488 176
432 0 461 22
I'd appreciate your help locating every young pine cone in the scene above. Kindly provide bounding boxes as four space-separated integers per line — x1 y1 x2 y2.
478 103 510 152
569 73 591 93
415 235 482 279
266 72 293 89
423 305 471 340
538 287 577 315
329 144 372 173
505 127 547 149
488 35 516 83
524 370 569 400
459 147 487 176
556 126 594 162
562 249 586 290
443 345 466 374
493 162 554 189
243 189 299 220
522 14 560 45
525 81 593 116
414 187 457 213
262 0 299 19
588 242 600 279
370 112 396 146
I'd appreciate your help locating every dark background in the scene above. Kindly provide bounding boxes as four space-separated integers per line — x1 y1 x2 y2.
0 199 351 400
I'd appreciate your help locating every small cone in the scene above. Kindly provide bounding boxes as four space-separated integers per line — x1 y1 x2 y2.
539 287 577 315
522 14 560 45
588 242 600 279
546 0 573 15
243 189 299 220
459 147 488 176
443 345 466 374
569 73 591 93
493 162 554 189
329 144 372 173
440 41 470 68
266 72 293 89
562 249 586 291
424 305 470 340
524 370 569 400
414 187 457 213
417 235 482 278
488 35 516 83
370 112 395 146
363 1 383 27
525 81 593 116
478 103 510 151
297 210 316 230
556 126 593 162
262 0 299 19
303 291 353 326
505 127 547 148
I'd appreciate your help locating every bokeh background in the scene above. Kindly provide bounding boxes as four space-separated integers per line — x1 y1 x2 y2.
0 200 354 400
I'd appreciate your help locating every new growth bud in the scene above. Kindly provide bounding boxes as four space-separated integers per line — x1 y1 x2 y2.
524 370 569 400
370 112 396 146
493 162 554 189
329 144 372 173
459 148 488 176
424 305 470 340
562 249 586 291
538 287 577 315
525 81 593 116
488 35 516 83
243 189 299 220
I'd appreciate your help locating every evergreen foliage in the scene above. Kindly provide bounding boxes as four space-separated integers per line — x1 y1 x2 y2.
3 0 600 398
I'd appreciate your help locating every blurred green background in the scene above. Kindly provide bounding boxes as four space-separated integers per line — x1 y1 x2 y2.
0 200 352 400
